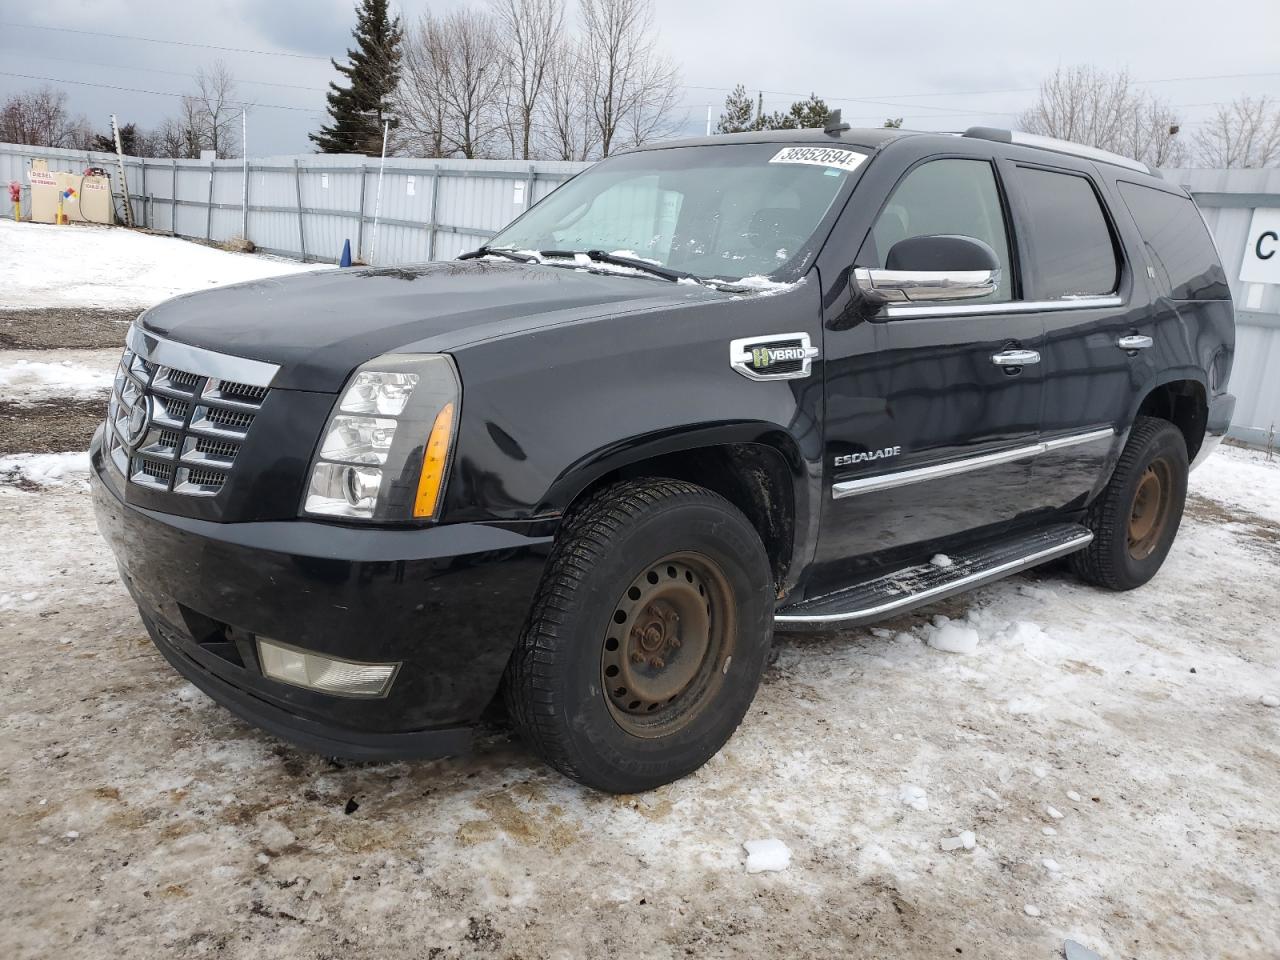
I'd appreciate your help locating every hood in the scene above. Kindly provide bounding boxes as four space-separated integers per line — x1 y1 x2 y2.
138 260 724 391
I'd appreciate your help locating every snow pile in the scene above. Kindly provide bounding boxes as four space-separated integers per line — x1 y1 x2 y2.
0 452 91 487
742 838 791 873
0 220 323 310
940 830 976 851
930 553 954 568
716 274 805 296
898 784 928 811
924 616 980 654
0 358 113 401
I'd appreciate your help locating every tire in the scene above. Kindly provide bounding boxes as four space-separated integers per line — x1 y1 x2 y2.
503 478 775 793
1071 416 1189 591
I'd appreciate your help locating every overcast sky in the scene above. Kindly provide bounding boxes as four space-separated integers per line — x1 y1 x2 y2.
2 0 1278 157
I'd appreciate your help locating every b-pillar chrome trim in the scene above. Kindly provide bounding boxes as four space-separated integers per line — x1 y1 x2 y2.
832 427 1116 500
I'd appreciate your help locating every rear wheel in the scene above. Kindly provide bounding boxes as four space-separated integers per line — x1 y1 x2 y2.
503 478 774 793
1071 416 1189 590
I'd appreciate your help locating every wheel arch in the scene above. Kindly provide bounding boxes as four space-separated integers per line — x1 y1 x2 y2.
542 426 810 589
1130 373 1209 462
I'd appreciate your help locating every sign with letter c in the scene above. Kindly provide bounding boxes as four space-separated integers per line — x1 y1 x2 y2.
1240 208 1280 284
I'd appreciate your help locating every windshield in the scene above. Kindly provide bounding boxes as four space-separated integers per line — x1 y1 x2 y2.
487 142 865 282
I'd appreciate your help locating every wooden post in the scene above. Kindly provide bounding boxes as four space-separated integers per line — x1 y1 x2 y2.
356 163 367 261
427 164 441 261
293 159 307 262
110 114 134 227
205 159 214 241
170 159 178 236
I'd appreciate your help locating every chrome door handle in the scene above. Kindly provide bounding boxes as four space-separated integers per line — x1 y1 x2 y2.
1117 335 1153 350
991 349 1041 366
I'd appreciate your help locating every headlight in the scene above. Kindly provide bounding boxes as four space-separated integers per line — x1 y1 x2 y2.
303 354 460 521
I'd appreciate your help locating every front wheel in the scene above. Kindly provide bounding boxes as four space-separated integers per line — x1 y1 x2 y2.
1071 416 1189 591
503 478 774 793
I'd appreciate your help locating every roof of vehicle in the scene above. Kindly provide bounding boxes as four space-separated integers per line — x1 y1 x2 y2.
624 127 911 153
626 125 1162 179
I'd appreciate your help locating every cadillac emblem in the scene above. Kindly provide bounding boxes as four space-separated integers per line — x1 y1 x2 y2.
122 391 153 447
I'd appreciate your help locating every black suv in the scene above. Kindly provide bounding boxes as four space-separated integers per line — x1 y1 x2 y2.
92 123 1235 793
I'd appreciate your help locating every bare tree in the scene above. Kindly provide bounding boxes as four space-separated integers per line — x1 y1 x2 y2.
394 17 449 158
395 11 507 159
490 0 564 160
0 86 91 148
579 0 680 157
1193 96 1280 168
1018 66 1184 167
190 61 241 157
538 39 599 160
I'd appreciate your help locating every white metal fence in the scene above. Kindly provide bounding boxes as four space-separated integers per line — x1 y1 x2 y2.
1170 168 1280 448
0 143 588 265
1 143 1276 446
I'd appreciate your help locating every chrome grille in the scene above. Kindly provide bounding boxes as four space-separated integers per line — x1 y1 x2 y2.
105 328 279 498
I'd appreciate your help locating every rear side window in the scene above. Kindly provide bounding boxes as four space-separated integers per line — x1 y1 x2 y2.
1117 182 1229 300
1015 168 1119 299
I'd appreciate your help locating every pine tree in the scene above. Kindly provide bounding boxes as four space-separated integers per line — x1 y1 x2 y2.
716 84 755 134
310 0 403 155
91 123 140 155
757 94 831 131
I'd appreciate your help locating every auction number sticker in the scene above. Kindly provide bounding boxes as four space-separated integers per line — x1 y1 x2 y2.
768 146 866 172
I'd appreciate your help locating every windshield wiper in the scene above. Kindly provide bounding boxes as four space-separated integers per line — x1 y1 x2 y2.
458 245 538 264
539 249 691 283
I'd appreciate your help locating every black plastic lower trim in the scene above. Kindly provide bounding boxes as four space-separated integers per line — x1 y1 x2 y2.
146 614 474 762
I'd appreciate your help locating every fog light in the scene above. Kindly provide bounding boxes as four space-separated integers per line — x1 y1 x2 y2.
257 639 399 698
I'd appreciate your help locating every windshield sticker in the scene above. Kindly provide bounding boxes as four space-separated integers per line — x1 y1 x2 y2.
768 146 866 172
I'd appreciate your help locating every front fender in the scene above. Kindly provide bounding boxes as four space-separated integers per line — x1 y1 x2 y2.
441 282 827 569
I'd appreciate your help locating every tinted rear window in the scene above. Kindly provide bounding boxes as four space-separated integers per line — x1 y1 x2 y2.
1117 182 1229 300
1016 167 1119 299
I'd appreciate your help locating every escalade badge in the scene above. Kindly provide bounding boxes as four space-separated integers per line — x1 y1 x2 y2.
729 333 819 381
834 446 902 467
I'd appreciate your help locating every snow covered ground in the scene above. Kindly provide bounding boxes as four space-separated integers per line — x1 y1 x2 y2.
0 348 119 403
0 448 1276 959
0 220 323 310
1 223 1278 957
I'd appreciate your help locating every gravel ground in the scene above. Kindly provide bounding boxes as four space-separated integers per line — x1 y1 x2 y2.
0 308 136 350
1 460 1278 959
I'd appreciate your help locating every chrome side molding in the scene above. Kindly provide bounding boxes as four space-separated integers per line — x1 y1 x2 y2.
832 427 1115 499
885 294 1123 320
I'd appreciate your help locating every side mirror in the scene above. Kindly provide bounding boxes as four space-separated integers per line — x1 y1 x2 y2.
853 234 1001 304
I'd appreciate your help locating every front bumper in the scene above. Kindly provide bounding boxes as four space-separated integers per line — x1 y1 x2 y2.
90 432 552 761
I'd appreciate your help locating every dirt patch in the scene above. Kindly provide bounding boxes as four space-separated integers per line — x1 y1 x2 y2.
0 308 136 350
1186 493 1280 547
0 397 104 455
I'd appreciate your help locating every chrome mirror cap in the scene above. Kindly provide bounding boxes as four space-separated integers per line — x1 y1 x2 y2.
854 266 1002 304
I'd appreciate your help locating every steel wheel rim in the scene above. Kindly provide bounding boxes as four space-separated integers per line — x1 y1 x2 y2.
1128 456 1173 560
601 552 735 739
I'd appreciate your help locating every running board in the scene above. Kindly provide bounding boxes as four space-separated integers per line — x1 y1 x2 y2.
775 522 1092 627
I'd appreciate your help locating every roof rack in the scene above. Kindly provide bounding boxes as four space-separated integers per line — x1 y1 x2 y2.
962 127 1154 175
